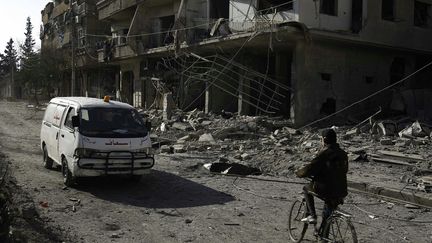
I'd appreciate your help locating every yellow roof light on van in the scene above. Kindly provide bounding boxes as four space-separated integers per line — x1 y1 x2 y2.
103 95 110 102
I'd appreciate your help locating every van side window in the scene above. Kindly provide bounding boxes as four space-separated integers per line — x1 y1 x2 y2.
43 104 58 124
64 107 76 129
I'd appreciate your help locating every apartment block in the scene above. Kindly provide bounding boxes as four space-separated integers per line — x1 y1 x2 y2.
42 0 432 126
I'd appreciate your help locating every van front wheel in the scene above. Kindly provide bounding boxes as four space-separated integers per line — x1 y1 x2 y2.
43 146 53 169
62 158 75 187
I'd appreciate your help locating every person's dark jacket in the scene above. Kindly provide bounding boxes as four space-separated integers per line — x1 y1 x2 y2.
296 143 348 199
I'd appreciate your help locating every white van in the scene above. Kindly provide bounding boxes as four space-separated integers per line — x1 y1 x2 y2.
40 96 154 186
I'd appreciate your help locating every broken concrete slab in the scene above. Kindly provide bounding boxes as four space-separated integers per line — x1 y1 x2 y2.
399 121 430 138
374 121 397 136
240 153 251 161
199 133 215 143
348 180 432 208
201 120 212 126
377 150 426 162
173 144 187 153
172 122 192 131
160 145 173 154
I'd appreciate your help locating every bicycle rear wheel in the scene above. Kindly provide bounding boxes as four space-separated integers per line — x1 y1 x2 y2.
322 215 357 243
288 199 308 242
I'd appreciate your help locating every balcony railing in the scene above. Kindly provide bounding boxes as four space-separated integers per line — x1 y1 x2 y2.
97 0 143 20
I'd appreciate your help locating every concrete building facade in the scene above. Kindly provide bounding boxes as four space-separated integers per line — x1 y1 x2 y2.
43 0 432 126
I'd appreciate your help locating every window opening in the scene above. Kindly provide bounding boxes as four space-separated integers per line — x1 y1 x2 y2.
382 0 395 21
258 0 294 12
320 0 338 16
414 1 430 27
320 73 332 81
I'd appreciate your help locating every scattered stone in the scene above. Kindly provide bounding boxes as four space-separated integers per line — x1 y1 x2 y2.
247 121 258 131
278 137 290 145
177 135 191 143
380 138 394 146
185 219 193 224
160 145 172 153
172 122 191 131
282 127 299 135
201 120 212 126
173 144 187 153
199 133 215 143
240 153 251 160
404 204 420 209
110 233 121 238
345 128 359 136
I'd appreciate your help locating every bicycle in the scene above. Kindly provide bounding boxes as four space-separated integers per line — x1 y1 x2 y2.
288 191 357 243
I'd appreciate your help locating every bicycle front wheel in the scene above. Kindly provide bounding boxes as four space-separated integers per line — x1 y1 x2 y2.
288 199 308 242
322 215 358 243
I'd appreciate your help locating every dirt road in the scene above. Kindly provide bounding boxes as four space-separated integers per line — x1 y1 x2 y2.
0 100 431 242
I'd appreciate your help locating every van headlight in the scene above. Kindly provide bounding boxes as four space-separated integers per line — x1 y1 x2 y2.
134 148 153 155
75 148 98 158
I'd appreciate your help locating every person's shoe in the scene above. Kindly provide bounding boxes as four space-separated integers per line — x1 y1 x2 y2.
301 215 317 224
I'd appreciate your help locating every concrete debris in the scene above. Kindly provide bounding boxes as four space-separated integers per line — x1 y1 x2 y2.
380 138 394 146
373 121 397 136
160 145 173 154
198 133 215 143
404 204 420 209
173 144 187 153
203 162 261 176
398 121 428 138
141 107 431 199
417 176 432 193
172 122 192 131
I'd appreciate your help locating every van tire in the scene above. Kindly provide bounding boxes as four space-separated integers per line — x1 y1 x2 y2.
62 158 75 187
43 145 53 169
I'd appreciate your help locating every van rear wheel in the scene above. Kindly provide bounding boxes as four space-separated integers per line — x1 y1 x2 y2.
62 158 75 187
43 146 53 169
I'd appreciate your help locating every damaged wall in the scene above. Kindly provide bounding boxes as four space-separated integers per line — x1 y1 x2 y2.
299 0 432 52
292 39 422 126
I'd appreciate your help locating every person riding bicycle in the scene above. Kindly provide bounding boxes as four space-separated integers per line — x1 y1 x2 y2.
295 128 348 225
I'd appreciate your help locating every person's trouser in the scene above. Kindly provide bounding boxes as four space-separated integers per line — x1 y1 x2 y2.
303 184 317 218
303 184 341 219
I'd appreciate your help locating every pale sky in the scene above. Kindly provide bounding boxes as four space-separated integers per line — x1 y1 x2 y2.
0 0 49 53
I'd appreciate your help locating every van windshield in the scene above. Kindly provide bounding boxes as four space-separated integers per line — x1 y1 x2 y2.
79 108 148 138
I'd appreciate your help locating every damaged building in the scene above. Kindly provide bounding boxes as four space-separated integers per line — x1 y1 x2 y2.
40 0 113 97
43 0 432 126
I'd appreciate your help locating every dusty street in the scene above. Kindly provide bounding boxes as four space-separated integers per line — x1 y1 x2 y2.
0 100 431 243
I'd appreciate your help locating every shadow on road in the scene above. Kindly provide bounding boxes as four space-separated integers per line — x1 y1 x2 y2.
76 170 235 208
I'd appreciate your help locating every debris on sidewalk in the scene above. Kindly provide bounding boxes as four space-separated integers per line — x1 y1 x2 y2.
141 107 432 197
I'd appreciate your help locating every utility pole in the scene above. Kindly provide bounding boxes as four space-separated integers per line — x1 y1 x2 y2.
70 1 76 96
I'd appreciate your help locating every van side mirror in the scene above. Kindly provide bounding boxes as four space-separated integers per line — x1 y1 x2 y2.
72 116 80 128
145 121 152 131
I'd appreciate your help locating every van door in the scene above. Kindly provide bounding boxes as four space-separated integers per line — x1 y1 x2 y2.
58 106 77 162
50 105 67 163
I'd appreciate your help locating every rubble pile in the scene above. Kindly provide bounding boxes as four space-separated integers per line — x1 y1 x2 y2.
141 108 432 193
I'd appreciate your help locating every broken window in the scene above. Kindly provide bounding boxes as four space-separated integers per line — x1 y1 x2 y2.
320 0 338 16
351 0 363 33
414 1 431 27
382 0 395 21
320 73 332 81
258 0 294 12
160 15 175 45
